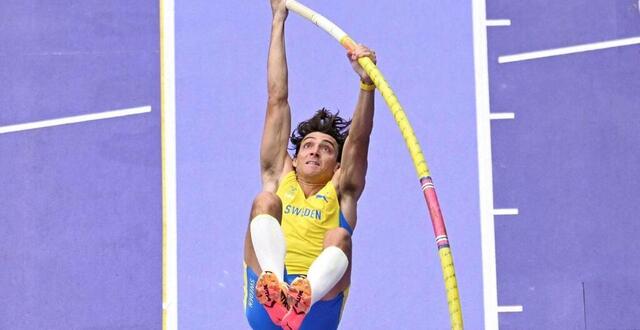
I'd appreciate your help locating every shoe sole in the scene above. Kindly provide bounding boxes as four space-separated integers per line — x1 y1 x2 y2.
281 277 312 330
287 277 311 315
256 271 288 325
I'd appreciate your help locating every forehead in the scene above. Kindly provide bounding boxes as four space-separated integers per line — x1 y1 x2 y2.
302 132 338 146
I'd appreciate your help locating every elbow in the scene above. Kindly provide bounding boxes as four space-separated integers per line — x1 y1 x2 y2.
343 136 371 153
267 95 288 108
267 85 288 104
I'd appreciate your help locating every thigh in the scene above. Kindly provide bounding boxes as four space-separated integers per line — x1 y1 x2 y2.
300 291 347 330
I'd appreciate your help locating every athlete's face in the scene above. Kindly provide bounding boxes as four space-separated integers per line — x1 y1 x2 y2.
293 132 340 182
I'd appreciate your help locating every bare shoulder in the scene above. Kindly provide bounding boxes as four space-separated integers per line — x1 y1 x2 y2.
331 168 342 191
264 155 294 193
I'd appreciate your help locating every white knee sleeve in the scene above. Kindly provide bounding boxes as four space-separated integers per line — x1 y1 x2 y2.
307 246 349 305
250 214 286 281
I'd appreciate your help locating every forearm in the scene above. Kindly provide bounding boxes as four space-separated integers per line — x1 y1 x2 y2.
337 87 374 198
260 12 291 187
267 15 288 104
338 45 376 198
349 86 375 143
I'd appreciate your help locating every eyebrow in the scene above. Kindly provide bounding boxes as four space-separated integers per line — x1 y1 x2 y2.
302 136 337 149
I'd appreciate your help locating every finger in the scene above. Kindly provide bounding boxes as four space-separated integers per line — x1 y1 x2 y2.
353 49 369 58
352 45 377 63
353 44 367 55
356 51 375 61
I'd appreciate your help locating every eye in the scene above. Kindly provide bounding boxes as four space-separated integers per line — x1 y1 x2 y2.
303 142 311 149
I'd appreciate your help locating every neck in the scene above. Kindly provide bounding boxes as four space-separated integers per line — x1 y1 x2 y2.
296 175 327 198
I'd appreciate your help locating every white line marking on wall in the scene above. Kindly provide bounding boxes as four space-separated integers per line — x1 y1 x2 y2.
499 36 640 63
493 208 519 216
161 0 178 329
486 19 511 27
0 106 151 134
498 305 524 313
472 0 500 328
489 112 515 120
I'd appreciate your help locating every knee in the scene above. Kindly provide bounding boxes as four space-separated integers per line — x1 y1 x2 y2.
250 191 282 219
323 228 352 252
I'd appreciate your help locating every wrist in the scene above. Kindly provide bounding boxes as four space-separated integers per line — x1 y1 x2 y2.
360 80 375 92
272 10 288 22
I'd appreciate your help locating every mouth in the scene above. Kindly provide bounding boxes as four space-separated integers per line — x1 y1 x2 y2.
305 161 320 166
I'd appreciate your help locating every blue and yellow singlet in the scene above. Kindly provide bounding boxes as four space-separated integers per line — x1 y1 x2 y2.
276 171 353 275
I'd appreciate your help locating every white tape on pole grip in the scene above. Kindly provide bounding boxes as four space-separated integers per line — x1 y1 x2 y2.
286 0 347 41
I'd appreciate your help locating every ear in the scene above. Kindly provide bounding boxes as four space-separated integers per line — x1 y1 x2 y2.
334 162 340 172
292 157 298 169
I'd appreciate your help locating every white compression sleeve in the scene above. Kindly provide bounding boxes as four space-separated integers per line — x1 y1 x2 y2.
250 214 286 282
306 246 349 305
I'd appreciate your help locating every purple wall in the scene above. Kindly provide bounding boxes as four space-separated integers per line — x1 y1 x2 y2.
0 2 162 329
177 1 483 328
488 1 640 328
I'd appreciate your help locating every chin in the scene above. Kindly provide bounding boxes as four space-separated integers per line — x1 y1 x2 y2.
301 167 331 179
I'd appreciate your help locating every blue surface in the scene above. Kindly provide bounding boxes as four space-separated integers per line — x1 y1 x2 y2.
488 0 640 328
4 0 638 328
584 278 640 328
487 0 640 53
0 2 162 329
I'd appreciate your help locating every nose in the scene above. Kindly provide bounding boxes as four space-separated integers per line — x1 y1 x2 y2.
309 145 320 156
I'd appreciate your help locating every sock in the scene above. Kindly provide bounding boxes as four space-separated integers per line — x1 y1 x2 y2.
250 214 286 282
306 246 349 305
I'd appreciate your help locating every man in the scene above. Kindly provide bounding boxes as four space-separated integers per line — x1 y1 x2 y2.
243 0 376 328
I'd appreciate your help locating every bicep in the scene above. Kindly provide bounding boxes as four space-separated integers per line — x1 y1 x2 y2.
337 135 369 200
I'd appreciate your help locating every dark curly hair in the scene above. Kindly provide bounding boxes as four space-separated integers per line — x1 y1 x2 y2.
290 108 351 161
